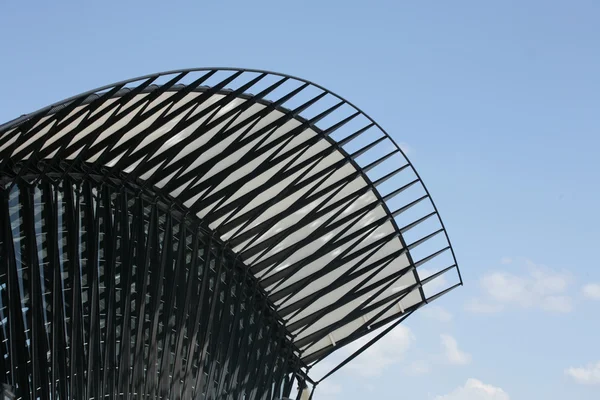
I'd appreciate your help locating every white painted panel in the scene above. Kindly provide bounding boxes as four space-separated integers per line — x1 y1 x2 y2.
42 110 90 151
114 104 169 148
12 120 57 156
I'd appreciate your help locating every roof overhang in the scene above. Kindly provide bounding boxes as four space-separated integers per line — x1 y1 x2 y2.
0 68 462 382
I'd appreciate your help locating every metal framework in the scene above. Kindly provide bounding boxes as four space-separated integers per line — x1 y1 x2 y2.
0 68 461 399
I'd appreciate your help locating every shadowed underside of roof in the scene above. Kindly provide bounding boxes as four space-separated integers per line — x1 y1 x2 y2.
0 68 461 380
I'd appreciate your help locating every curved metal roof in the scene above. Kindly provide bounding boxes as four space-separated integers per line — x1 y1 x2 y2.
0 68 461 380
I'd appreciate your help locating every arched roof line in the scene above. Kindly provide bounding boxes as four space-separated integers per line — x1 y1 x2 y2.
0 67 461 289
0 68 462 371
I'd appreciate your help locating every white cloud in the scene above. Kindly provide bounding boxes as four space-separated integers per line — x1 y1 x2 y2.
420 268 449 294
582 283 600 300
469 260 574 313
440 334 471 365
565 361 600 385
331 324 416 377
306 324 414 382
405 360 431 376
421 305 453 322
398 142 414 155
435 379 510 400
316 380 342 400
541 295 573 313
464 299 504 314
319 381 342 394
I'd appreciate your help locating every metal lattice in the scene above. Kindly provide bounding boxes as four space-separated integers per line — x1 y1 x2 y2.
0 68 461 399
1 177 300 399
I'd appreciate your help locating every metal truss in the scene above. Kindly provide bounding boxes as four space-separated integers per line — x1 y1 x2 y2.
0 176 302 399
0 68 461 399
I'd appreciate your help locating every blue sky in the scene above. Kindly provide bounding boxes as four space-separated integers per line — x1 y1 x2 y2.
1 1 599 399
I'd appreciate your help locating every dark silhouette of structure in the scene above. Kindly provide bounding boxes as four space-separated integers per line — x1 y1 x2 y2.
0 68 461 399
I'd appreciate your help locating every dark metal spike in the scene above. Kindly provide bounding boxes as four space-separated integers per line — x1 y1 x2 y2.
350 135 386 159
373 163 411 186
